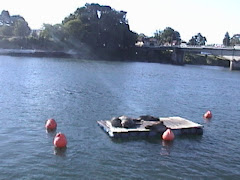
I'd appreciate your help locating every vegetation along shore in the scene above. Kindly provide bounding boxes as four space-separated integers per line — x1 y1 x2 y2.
0 3 238 67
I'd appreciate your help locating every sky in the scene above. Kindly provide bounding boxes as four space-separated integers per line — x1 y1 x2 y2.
1 0 240 44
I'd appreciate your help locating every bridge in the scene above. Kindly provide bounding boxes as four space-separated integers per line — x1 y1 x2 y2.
146 46 240 70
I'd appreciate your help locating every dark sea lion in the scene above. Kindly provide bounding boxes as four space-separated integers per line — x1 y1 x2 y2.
110 117 122 127
145 121 167 133
119 116 136 128
139 115 160 121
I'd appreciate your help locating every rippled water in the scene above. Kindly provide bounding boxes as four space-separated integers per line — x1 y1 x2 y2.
0 56 240 179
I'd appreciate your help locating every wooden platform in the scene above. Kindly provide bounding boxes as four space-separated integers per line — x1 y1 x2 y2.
97 116 203 138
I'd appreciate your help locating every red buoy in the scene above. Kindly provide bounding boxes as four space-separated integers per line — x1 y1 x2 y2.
204 111 212 119
45 118 57 130
162 129 175 141
53 132 67 148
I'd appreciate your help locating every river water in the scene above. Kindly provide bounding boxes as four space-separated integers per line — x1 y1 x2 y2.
0 55 239 179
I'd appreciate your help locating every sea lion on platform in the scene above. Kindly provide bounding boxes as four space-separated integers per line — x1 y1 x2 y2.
145 121 167 133
119 116 136 128
138 115 160 121
110 117 122 127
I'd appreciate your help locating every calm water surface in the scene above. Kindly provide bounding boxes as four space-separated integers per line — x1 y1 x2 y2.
0 56 240 179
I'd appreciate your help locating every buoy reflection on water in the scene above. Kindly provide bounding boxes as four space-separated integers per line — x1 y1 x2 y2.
54 146 67 156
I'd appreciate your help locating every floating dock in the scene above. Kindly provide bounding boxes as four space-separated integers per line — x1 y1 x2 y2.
97 116 203 138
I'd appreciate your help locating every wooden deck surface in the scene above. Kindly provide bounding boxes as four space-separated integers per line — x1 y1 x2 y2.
160 117 203 129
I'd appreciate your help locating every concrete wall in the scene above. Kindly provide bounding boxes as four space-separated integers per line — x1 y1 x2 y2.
230 60 240 70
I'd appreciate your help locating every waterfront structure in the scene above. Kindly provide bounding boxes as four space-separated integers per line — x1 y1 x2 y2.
143 46 240 70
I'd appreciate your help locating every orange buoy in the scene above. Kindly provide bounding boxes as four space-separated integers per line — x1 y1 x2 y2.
53 132 67 148
203 111 212 119
45 118 57 131
162 129 175 141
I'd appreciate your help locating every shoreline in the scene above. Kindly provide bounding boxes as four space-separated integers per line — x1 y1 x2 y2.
0 48 230 68
0 49 72 58
0 48 173 63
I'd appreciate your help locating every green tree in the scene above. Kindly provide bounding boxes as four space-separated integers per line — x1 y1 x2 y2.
13 19 31 37
40 24 66 41
0 11 31 37
188 36 197 45
154 27 181 45
188 33 207 46
40 24 53 39
64 19 83 40
154 30 162 45
223 32 230 46
0 11 32 49
38 24 67 50
0 25 14 36
62 3 137 48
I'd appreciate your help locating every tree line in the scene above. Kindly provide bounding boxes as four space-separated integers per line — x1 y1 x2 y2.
0 3 239 51
152 30 238 47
